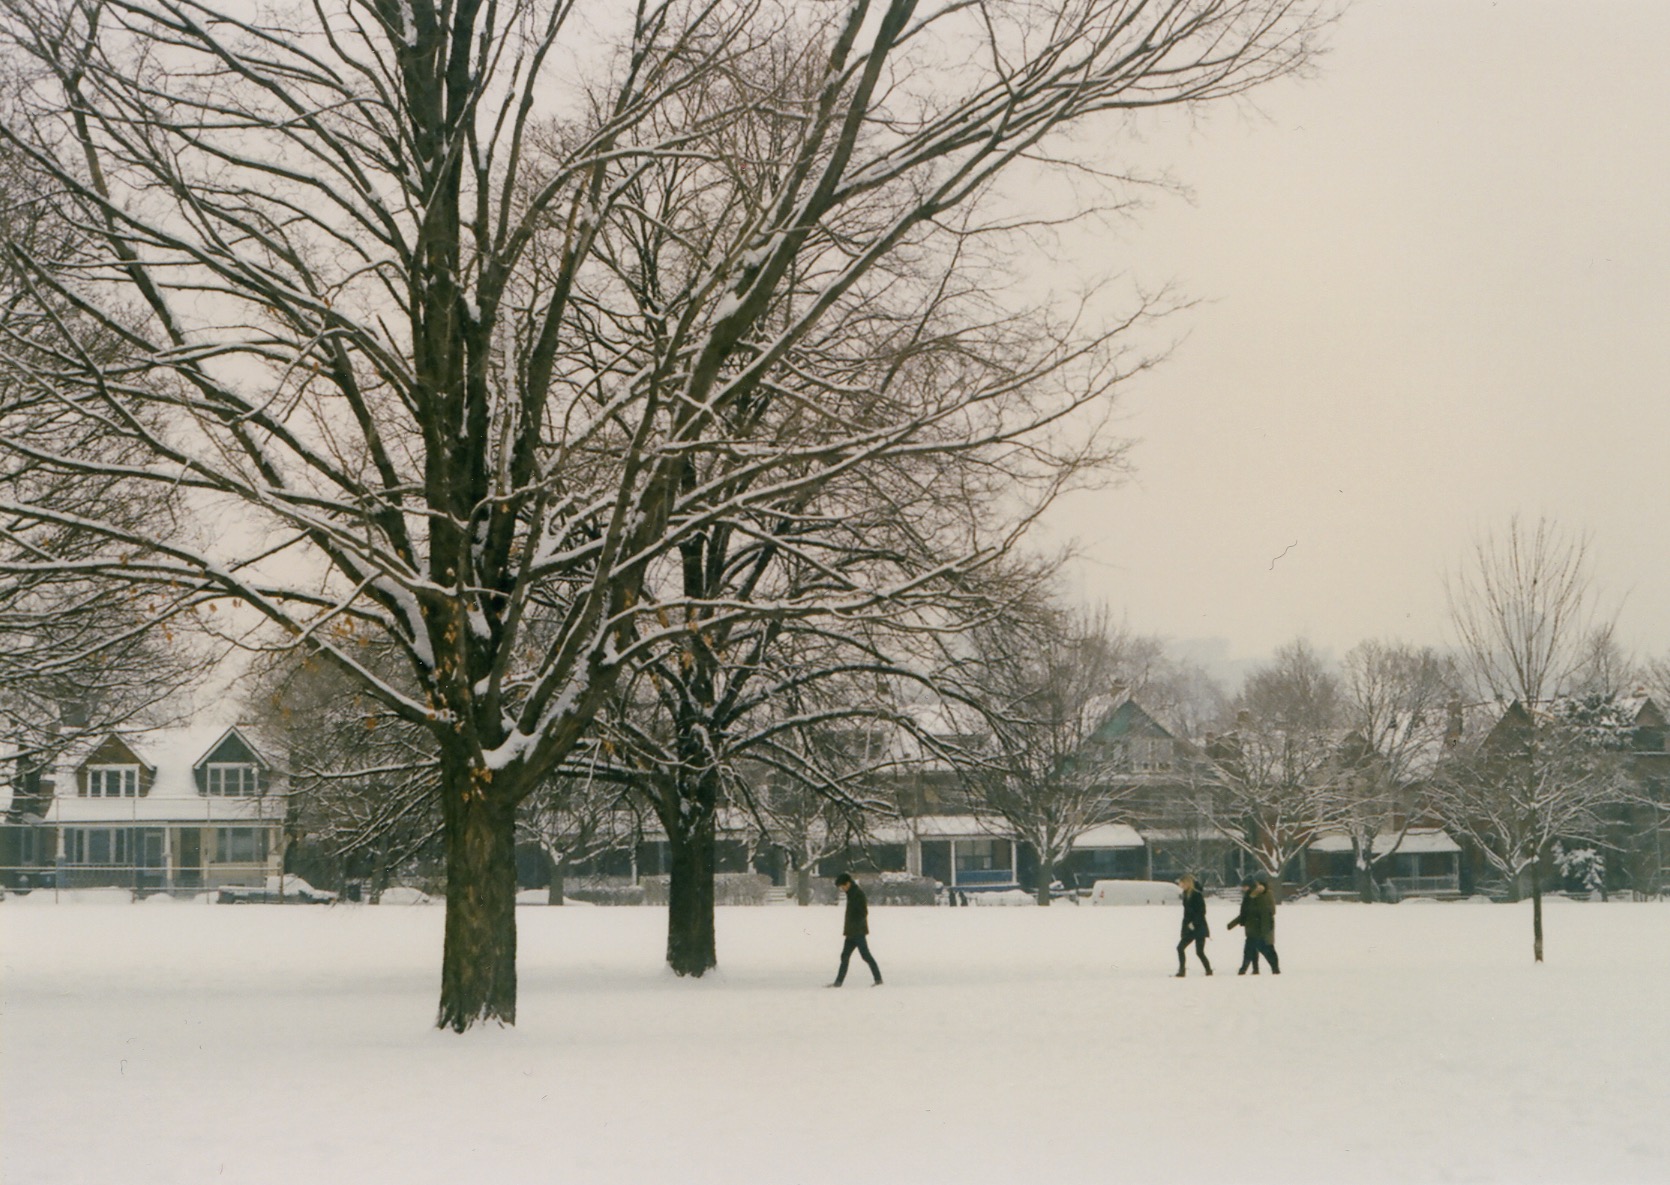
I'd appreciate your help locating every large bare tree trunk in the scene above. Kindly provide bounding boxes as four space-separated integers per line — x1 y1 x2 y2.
666 811 718 976
437 783 519 1031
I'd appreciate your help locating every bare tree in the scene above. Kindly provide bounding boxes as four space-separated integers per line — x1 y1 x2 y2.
742 695 898 908
950 598 1146 905
1442 516 1620 960
1432 696 1629 956
0 141 198 757
0 0 1329 1029
518 764 636 906
251 649 444 902
1447 517 1604 706
1203 639 1343 882
1334 639 1457 900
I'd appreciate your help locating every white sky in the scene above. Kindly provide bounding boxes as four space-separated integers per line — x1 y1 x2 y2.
1036 0 1670 672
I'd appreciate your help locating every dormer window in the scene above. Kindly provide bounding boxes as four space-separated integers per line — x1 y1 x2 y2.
1132 738 1172 772
85 764 140 797
205 762 260 796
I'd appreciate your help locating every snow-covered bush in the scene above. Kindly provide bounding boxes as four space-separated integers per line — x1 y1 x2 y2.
564 884 647 907
856 875 939 907
1554 843 1606 897
641 874 772 907
1088 879 1180 906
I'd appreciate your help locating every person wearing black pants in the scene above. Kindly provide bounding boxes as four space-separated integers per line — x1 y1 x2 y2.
1227 882 1261 974
830 873 883 986
1227 875 1280 974
1174 873 1212 976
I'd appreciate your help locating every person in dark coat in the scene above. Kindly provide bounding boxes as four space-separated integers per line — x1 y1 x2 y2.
830 873 883 986
1226 880 1260 974
1226 875 1280 974
1174 873 1212 977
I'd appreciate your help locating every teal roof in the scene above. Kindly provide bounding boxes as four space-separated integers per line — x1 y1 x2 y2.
1088 699 1173 744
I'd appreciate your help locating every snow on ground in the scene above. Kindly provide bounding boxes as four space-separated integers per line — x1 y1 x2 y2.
4 896 1668 1185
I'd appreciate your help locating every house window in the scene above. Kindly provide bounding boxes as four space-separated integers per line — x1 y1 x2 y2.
65 828 131 865
214 827 268 863
1134 738 1173 771
84 765 140 797
955 839 1006 872
1418 853 1453 878
205 763 260 796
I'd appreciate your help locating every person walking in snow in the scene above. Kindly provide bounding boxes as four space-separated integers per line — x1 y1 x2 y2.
829 873 883 987
1226 875 1280 975
1174 873 1212 977
1227 879 1261 974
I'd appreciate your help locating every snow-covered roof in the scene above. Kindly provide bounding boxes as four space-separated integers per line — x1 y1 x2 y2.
1308 828 1459 855
1071 823 1144 850
866 819 914 844
906 814 1008 839
1138 826 1238 843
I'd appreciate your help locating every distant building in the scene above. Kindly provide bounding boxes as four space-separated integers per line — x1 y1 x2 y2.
1 725 285 895
1305 828 1462 896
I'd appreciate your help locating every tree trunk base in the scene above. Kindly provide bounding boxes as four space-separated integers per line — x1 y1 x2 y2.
436 794 519 1032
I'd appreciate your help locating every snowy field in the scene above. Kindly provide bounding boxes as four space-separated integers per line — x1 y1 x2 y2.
4 895 1668 1185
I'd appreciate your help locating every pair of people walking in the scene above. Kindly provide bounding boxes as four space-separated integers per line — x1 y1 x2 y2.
1176 873 1280 976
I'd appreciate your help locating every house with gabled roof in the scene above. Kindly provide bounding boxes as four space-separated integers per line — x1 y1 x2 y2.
1 724 286 895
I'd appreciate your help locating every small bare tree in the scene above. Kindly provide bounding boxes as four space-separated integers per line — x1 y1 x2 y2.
1443 515 1619 960
1335 639 1457 900
1203 639 1343 883
1432 696 1630 956
950 598 1144 905
518 763 636 906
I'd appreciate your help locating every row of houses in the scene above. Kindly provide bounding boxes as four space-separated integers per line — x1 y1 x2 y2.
5 690 1668 899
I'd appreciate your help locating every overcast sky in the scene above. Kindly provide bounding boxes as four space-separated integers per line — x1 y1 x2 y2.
1034 0 1670 676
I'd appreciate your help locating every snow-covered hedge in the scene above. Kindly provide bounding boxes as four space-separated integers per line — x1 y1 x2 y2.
564 884 647 906
855 875 939 907
640 873 772 906
1088 879 1181 906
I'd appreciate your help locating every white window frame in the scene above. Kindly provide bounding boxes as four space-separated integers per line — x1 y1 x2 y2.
205 762 260 797
85 764 140 797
